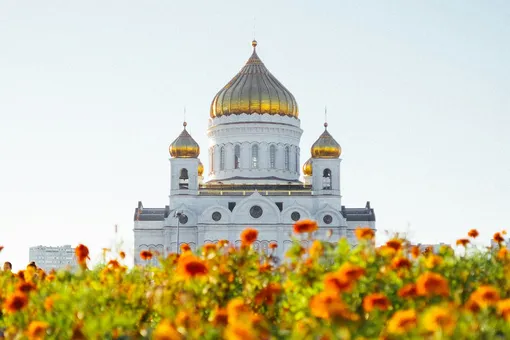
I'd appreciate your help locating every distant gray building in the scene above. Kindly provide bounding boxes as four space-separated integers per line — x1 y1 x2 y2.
29 245 77 272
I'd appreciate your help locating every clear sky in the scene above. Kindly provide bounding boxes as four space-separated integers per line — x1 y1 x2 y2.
1 1 509 270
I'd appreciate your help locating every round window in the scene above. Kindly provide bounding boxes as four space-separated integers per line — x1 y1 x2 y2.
179 215 188 224
323 214 333 224
291 211 301 221
212 211 222 221
250 205 263 218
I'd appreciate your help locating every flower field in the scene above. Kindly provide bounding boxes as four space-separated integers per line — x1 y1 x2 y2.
2 222 510 339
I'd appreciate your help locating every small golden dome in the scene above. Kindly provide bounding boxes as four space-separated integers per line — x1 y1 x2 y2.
311 123 342 159
210 40 298 118
303 158 313 176
169 122 200 158
197 160 204 176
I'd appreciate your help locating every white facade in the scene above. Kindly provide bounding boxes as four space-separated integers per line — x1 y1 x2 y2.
29 245 77 272
133 42 375 266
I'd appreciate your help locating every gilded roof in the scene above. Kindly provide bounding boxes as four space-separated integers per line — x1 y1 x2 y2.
169 122 200 158
210 40 299 118
311 123 342 159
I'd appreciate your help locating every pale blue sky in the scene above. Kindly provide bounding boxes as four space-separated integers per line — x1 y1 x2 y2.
1 1 509 269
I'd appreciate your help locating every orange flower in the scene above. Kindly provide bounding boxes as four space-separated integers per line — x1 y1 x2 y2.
210 307 229 326
153 320 182 340
425 254 443 269
293 219 318 234
44 295 59 311
497 299 510 321
16 281 36 294
398 283 418 299
309 240 324 258
258 262 272 273
177 255 208 278
468 229 479 238
465 298 482 313
240 228 258 246
392 257 412 270
362 293 391 312
217 240 229 248
269 242 278 249
456 239 470 247
386 239 403 251
498 247 509 260
410 246 421 258
140 250 153 261
494 232 505 243
337 263 365 281
227 298 251 319
470 285 500 307
310 291 359 321
75 244 89 264
119 251 126 259
3 292 28 313
416 272 449 297
0 245 3 252
202 243 217 253
224 323 257 340
180 243 191 253
422 306 456 335
355 227 374 241
324 272 354 293
27 320 49 340
386 309 417 335
254 283 282 305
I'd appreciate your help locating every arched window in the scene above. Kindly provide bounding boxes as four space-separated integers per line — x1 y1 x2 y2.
252 144 259 168
209 148 214 173
220 146 225 170
323 168 332 190
269 145 276 169
284 146 290 170
234 145 241 169
179 168 189 189
295 148 299 172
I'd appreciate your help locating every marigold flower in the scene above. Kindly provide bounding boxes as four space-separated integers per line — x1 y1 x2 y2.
224 323 257 340
217 240 229 248
456 238 470 247
227 298 251 319
140 250 153 261
497 299 510 321
324 272 354 293
0 245 3 252
410 246 421 258
254 283 282 305
210 307 229 326
27 320 49 340
180 243 191 253
337 263 366 281
362 293 391 312
386 309 417 335
416 272 449 297
293 220 318 234
386 239 403 251
240 228 258 246
355 227 374 240
392 257 412 270
425 254 443 269
465 298 482 313
470 285 500 307
468 229 479 238
75 244 89 264
398 283 418 299
3 292 28 313
494 232 505 243
16 281 36 294
153 320 182 340
310 291 359 321
202 243 217 253
258 262 272 273
44 295 59 311
377 245 396 257
497 247 508 260
177 255 208 278
309 240 324 258
269 242 278 249
119 251 126 259
422 306 456 335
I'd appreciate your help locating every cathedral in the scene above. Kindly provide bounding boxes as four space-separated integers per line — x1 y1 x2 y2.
133 40 375 265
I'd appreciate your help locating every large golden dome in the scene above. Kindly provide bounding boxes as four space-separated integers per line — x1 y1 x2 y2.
169 122 200 158
311 123 342 159
210 40 299 118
